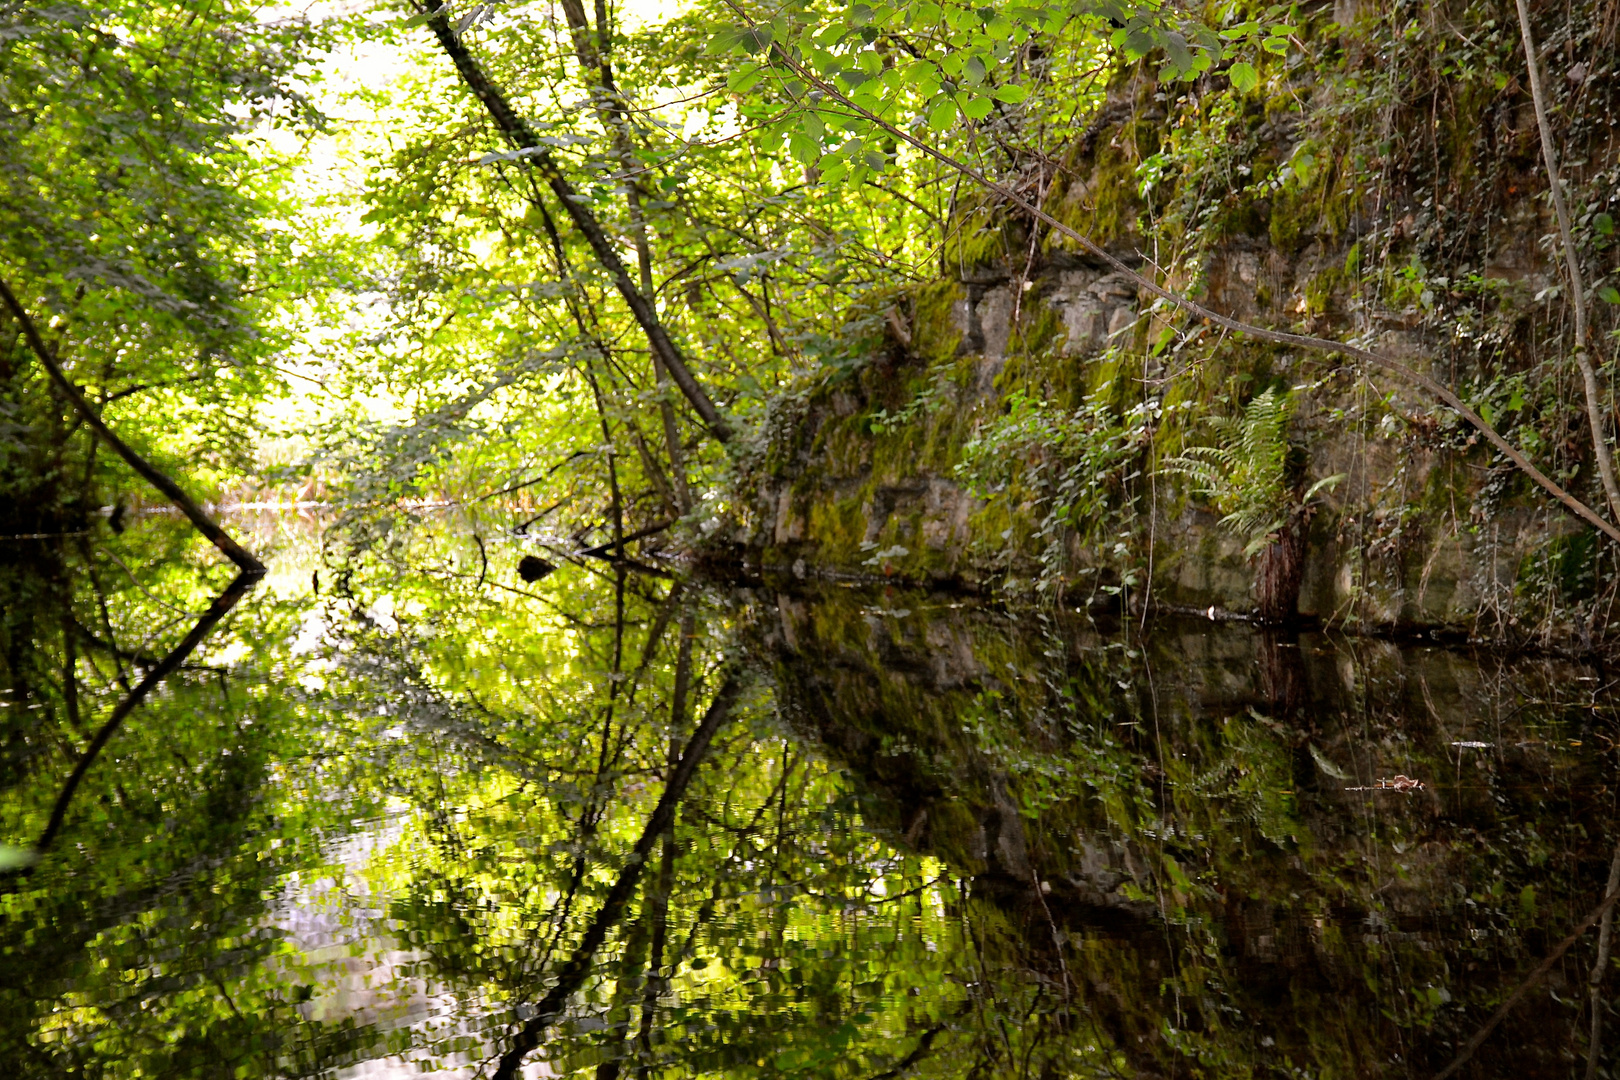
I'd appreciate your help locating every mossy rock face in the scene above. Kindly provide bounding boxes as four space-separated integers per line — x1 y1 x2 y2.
725 7 1620 644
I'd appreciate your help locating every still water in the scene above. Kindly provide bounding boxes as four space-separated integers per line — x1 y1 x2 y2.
3 515 1619 1078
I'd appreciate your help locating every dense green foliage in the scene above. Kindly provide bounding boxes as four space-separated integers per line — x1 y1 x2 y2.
0 0 338 531
5 0 1620 1075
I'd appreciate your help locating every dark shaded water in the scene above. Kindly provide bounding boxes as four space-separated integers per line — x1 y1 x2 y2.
4 517 1620 1078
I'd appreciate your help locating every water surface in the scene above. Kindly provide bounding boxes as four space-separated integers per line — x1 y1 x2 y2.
3 517 1618 1077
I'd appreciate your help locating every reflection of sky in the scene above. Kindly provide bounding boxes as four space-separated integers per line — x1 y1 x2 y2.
267 812 519 1078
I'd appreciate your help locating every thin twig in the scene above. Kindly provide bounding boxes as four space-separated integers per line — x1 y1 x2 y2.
577 518 673 558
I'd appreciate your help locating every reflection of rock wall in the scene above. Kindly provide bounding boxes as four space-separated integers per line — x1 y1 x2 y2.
750 586 1618 1077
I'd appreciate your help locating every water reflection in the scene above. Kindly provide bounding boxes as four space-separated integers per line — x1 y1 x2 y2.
3 525 1619 1077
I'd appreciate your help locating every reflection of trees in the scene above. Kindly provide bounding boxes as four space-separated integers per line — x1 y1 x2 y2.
0 526 382 1076
9 533 1620 1078
316 558 973 1077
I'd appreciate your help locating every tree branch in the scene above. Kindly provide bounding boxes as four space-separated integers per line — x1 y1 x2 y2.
0 277 266 573
413 2 733 446
1514 0 1620 522
1434 874 1620 1079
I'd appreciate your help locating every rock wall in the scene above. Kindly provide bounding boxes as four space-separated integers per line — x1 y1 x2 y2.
725 19 1620 644
735 255 1585 637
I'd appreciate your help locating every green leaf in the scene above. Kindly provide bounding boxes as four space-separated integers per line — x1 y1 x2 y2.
992 83 1029 103
1595 213 1615 236
1290 149 1318 187
1121 27 1156 57
788 132 821 164
927 97 958 130
727 65 764 94
1227 61 1258 93
1159 31 1194 78
1302 473 1347 501
960 93 994 120
740 26 773 54
1598 286 1620 304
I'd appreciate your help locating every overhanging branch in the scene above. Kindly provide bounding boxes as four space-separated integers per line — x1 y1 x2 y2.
413 2 734 446
0 276 267 573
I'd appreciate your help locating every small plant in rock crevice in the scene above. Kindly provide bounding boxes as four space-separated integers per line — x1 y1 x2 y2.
957 375 1166 600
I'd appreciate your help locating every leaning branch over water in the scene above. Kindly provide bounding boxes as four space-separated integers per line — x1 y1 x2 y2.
0 276 267 573
410 1 734 447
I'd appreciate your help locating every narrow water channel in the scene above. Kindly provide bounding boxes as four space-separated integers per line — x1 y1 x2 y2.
3 518 1617 1077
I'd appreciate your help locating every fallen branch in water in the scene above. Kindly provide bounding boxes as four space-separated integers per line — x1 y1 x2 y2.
1586 841 1620 1080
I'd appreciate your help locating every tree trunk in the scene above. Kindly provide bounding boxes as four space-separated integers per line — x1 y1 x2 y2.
1254 515 1306 624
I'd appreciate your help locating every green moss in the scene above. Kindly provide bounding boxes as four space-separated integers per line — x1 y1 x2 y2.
806 491 872 565
910 280 966 362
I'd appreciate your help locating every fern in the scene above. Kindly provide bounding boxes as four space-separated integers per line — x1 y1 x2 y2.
1167 387 1340 556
